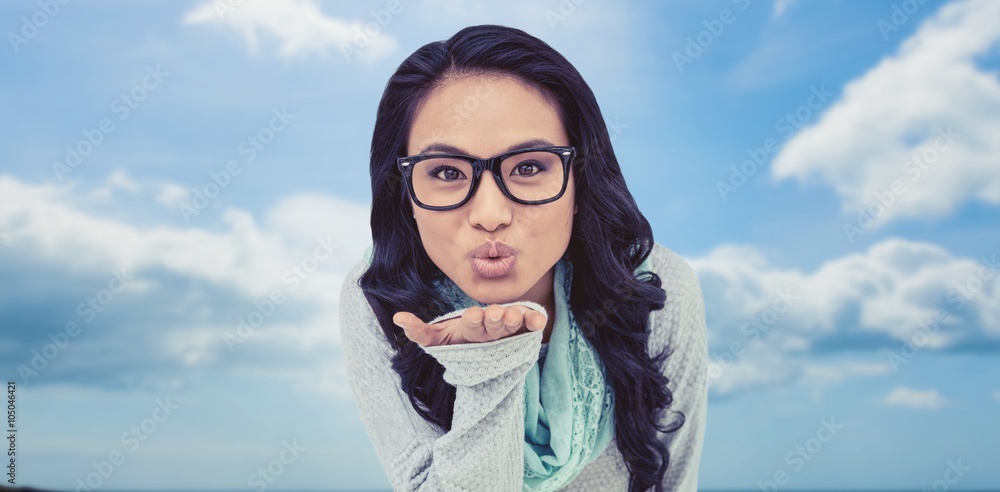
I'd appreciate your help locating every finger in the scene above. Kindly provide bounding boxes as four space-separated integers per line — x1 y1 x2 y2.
515 305 545 333
525 310 547 332
394 312 429 346
459 306 485 342
483 304 507 338
501 306 525 335
393 311 421 330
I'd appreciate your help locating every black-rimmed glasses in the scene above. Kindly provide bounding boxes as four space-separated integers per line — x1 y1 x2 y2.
397 146 577 211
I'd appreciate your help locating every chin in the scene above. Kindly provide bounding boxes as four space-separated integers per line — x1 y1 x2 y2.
463 279 523 305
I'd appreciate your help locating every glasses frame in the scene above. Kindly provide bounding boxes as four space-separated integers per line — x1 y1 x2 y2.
397 145 578 211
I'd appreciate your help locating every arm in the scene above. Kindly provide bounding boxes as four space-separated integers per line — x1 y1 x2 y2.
339 259 542 491
647 244 709 492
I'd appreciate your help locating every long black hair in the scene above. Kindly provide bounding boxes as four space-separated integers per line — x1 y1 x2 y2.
358 24 682 492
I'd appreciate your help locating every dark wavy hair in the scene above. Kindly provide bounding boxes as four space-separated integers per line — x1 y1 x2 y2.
357 24 682 492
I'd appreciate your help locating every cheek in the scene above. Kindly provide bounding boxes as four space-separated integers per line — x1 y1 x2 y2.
525 206 574 238
413 213 460 251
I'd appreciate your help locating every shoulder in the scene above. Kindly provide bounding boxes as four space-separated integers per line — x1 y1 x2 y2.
642 241 707 359
339 252 371 317
339 250 387 355
643 241 702 305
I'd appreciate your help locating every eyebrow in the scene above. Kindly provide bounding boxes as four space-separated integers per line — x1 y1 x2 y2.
418 138 558 156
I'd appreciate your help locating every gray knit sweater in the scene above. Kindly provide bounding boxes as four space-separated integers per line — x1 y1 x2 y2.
338 241 708 491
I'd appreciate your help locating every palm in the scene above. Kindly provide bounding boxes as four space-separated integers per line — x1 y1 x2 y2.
394 304 547 348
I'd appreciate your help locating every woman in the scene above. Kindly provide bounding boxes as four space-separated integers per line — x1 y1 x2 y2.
339 24 708 491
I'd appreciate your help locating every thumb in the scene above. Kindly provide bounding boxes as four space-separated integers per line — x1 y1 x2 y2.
393 312 418 331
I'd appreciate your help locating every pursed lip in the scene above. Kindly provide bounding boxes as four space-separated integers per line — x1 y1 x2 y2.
469 240 517 259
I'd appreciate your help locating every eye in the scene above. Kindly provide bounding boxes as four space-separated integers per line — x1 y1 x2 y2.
429 166 467 182
511 161 546 177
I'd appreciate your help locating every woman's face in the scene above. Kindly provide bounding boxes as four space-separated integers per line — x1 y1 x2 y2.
406 74 576 307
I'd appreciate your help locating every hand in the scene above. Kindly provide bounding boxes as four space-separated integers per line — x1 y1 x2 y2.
393 304 547 347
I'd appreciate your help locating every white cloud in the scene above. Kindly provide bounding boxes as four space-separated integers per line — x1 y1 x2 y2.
0 175 368 301
801 361 892 403
263 192 369 245
0 173 370 399
802 360 890 386
771 0 1000 226
707 348 796 397
693 238 1000 348
155 182 189 208
695 237 1000 397
879 386 950 410
86 169 141 202
706 342 893 399
182 0 397 62
79 171 224 213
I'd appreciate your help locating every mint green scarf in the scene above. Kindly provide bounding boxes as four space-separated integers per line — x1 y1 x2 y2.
519 253 615 491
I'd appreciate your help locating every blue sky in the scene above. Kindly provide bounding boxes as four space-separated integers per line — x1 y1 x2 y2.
2 0 999 490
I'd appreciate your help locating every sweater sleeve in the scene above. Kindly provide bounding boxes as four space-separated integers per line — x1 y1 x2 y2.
338 258 543 491
647 243 709 492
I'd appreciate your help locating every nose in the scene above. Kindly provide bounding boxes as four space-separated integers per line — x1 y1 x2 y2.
466 170 512 231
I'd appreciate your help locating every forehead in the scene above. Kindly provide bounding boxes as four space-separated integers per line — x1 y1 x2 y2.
407 74 569 156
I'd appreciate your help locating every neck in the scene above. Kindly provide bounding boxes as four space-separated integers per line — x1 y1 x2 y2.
522 265 558 344
541 300 555 344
